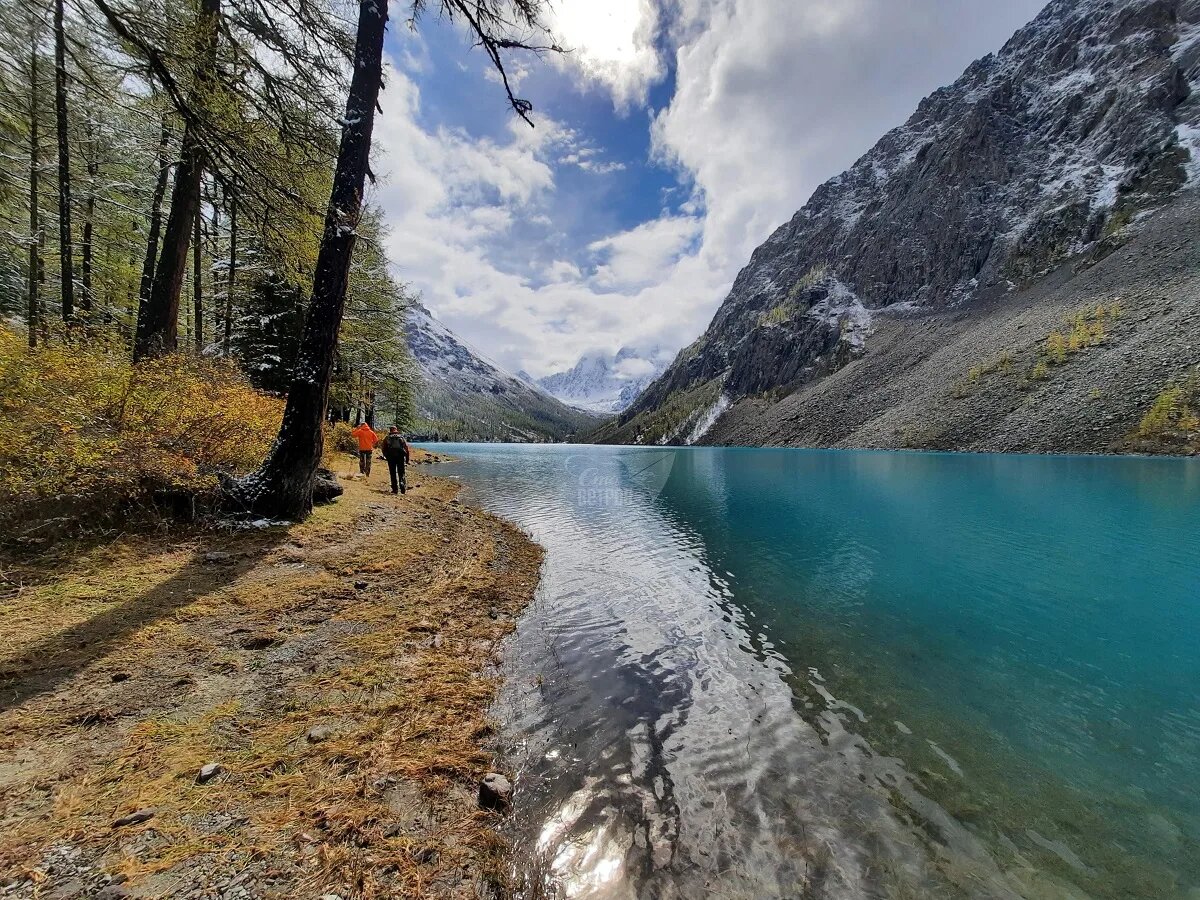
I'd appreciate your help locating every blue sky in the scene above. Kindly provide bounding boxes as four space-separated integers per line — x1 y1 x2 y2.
371 0 1047 379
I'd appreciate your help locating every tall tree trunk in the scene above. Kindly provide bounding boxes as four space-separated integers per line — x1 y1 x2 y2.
37 220 47 342
53 0 74 323
80 116 97 310
228 0 388 519
224 181 236 354
138 117 171 310
193 203 204 351
209 197 220 340
351 366 360 426
133 0 219 360
27 22 39 348
137 137 198 358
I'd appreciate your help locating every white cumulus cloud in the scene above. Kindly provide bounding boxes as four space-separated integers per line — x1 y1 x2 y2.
588 215 702 290
547 0 665 108
373 0 1048 379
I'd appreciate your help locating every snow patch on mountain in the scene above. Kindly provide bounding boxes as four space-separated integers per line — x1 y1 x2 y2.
686 394 731 445
809 278 873 349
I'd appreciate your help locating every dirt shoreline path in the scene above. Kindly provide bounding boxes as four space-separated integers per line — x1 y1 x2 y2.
0 458 542 899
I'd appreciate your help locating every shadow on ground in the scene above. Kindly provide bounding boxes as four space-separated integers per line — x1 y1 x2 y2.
0 528 290 714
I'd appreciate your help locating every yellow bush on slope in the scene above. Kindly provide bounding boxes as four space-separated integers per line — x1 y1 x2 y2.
0 326 282 525
1134 372 1200 452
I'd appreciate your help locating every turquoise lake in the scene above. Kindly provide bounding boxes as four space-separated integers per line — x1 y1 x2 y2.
431 444 1200 899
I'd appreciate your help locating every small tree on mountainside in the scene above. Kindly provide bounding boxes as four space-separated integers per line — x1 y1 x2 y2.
226 0 559 519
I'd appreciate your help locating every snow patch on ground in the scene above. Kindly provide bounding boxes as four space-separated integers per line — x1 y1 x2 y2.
871 136 924 186
215 516 293 530
1090 163 1126 209
1038 154 1127 210
830 193 868 229
880 299 926 317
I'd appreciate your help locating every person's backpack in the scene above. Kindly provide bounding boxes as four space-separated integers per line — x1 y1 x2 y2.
383 433 406 457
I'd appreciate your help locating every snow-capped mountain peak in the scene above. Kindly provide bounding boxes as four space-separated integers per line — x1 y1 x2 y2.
536 347 668 414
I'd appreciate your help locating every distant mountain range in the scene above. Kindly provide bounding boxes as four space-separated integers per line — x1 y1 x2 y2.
533 348 668 414
598 0 1200 455
406 302 599 442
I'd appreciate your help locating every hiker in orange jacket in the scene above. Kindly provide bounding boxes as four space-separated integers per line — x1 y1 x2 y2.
351 422 378 476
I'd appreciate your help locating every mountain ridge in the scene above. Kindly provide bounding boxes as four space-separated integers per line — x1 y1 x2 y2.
406 301 599 442
595 0 1200 452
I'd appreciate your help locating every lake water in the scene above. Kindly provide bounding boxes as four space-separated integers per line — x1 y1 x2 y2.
431 444 1200 899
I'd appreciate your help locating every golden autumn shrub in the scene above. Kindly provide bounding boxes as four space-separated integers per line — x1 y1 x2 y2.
0 326 283 526
327 420 360 455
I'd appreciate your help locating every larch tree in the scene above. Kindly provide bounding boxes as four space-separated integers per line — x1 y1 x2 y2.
0 0 341 355
324 206 417 424
221 0 390 516
52 0 74 322
224 178 236 354
92 0 348 359
227 0 560 519
27 15 41 346
132 0 220 359
192 202 203 349
80 110 97 307
138 110 171 309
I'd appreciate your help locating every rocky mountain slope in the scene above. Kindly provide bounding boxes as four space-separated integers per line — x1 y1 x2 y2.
407 302 598 442
596 0 1200 454
536 347 667 413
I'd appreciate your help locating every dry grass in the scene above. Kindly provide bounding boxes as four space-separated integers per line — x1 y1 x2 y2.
0 470 541 898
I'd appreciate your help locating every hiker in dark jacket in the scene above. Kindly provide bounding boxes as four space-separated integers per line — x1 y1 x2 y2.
380 426 411 494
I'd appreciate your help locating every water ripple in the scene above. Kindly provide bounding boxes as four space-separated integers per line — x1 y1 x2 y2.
438 445 1200 900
